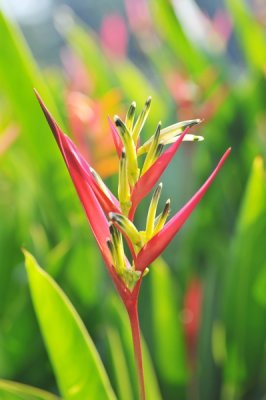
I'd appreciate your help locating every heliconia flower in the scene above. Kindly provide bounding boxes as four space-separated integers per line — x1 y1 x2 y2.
36 90 230 400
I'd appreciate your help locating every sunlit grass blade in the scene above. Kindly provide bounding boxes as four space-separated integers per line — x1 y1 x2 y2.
24 251 116 400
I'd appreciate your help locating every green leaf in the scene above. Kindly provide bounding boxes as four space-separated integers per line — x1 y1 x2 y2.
24 250 116 400
57 9 114 96
237 157 266 232
106 326 134 400
113 60 167 127
150 258 188 388
0 380 59 400
222 157 266 393
253 263 266 308
59 8 166 124
149 0 207 77
0 12 62 168
225 0 266 71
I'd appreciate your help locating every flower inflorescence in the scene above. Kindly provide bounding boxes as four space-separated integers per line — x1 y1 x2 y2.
35 90 230 295
36 90 230 400
107 97 203 289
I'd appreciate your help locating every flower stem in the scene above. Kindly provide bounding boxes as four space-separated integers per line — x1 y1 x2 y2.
127 301 146 400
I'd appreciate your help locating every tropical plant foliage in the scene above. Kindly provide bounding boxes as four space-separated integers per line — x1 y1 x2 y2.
0 0 265 399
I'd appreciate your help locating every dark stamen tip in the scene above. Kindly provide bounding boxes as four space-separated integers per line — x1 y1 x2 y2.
145 96 152 106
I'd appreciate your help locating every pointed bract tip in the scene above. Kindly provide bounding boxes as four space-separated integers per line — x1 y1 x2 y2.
34 88 43 105
131 101 136 108
222 147 232 159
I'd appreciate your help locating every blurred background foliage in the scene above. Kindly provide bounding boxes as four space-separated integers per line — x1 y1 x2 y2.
0 0 265 399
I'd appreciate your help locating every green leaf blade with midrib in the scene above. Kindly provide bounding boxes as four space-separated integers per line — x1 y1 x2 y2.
24 251 116 400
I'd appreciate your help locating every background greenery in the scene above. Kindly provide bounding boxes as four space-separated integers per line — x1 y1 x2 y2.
0 0 265 399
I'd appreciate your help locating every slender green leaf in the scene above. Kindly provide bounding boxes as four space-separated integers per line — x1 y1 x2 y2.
0 380 59 400
24 250 116 400
106 326 134 400
57 9 114 96
150 258 188 388
59 9 166 124
225 0 266 71
149 0 207 77
222 157 266 395
113 60 167 126
0 12 61 167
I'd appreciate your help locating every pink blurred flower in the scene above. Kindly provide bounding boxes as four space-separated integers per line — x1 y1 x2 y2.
100 14 128 60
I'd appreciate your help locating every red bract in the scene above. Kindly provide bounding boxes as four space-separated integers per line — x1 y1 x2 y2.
36 90 230 400
135 147 231 271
